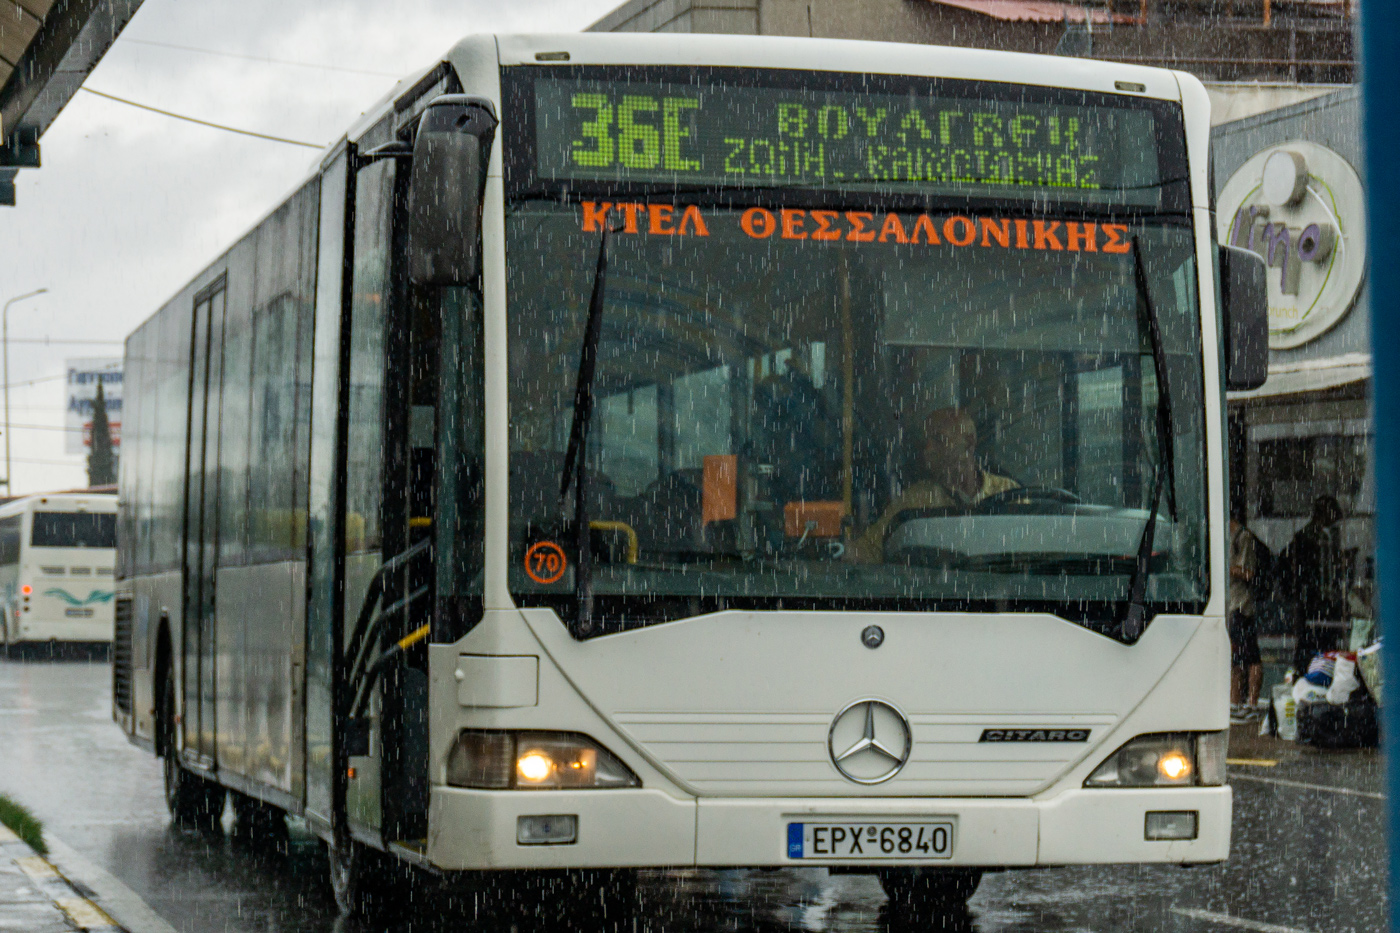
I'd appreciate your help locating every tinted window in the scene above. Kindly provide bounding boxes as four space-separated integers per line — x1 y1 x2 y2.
0 516 20 565
32 512 116 549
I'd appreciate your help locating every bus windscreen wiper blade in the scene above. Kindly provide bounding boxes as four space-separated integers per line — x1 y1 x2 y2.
559 221 616 635
1121 238 1177 641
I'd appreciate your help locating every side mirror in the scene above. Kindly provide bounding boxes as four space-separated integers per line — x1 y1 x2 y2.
1220 244 1268 391
408 95 498 287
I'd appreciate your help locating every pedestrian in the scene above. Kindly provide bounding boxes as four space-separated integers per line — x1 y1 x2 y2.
1279 494 1348 675
1229 509 1265 723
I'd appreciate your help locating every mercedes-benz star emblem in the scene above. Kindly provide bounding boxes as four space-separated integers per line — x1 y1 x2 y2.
827 699 912 785
861 625 884 649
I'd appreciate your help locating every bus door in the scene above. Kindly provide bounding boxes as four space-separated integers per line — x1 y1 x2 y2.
183 281 227 764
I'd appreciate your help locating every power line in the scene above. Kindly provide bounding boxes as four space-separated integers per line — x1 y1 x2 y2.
81 87 326 149
117 37 403 78
5 373 70 390
7 338 123 345
4 423 85 433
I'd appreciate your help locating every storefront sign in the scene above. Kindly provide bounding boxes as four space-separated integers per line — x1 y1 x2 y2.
1217 141 1367 349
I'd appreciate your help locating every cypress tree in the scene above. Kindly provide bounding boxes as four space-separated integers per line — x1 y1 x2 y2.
87 381 116 487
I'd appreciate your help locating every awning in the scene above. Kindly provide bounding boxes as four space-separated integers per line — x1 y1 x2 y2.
0 0 145 205
1227 351 1371 401
919 0 1135 24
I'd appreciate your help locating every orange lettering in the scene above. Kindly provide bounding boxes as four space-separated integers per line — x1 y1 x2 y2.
1102 223 1131 254
1014 219 1030 249
648 204 676 235
618 203 644 233
781 209 808 239
878 213 909 244
1066 222 1097 252
582 201 612 232
811 210 841 241
979 217 1010 248
742 207 777 238
910 215 941 245
678 205 709 236
845 212 876 242
943 215 975 247
1033 220 1063 250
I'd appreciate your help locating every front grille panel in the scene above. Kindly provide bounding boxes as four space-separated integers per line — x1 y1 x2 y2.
113 596 133 714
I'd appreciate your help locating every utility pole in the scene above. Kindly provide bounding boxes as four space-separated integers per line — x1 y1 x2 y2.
1 288 46 493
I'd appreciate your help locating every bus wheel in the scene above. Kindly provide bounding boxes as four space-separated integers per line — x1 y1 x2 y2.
878 867 982 916
230 792 287 852
328 836 406 917
159 673 224 829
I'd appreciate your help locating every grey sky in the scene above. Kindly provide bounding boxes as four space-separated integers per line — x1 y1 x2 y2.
0 0 618 493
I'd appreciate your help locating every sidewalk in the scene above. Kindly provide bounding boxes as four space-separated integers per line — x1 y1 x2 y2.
0 823 123 932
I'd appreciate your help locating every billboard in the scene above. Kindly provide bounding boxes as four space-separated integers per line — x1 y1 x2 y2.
65 358 122 455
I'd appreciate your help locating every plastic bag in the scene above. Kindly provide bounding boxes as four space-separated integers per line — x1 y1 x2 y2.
1273 683 1298 741
1303 652 1337 687
1326 655 1360 704
1293 678 1328 703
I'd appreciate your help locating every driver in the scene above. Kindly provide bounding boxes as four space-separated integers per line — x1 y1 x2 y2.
851 407 1019 563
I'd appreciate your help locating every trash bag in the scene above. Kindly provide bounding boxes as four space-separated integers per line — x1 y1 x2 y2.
1270 683 1298 741
1295 694 1380 749
1326 655 1361 705
1292 677 1328 704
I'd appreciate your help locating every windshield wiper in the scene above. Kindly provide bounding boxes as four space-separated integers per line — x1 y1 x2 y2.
558 219 618 636
1121 238 1178 641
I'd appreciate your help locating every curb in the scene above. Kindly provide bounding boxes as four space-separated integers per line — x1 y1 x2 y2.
0 823 124 931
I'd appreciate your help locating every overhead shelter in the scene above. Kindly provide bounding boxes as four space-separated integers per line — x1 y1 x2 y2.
0 0 144 205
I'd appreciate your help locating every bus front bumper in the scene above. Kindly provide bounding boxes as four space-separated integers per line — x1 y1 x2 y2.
426 785 1231 870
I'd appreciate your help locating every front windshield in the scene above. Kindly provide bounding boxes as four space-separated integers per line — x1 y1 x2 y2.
503 69 1207 635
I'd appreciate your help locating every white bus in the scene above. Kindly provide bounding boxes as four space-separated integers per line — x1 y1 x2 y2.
114 33 1267 919
0 492 118 655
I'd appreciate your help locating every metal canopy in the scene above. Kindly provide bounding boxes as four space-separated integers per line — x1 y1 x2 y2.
0 0 145 205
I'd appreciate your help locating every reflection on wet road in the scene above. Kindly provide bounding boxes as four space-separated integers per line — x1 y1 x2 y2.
0 660 1385 933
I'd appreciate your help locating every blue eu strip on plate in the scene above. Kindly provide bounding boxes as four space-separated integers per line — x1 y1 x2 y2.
788 823 804 858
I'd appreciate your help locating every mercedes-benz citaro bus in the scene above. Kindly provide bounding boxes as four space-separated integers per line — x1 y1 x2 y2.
1 491 118 656
113 32 1268 920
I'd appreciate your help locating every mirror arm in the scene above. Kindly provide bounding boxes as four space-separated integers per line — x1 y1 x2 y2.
353 140 414 172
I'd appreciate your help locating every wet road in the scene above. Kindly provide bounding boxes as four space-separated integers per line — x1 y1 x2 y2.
0 658 1385 933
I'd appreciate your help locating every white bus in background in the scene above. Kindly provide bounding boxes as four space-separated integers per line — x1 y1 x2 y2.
0 492 118 656
115 32 1269 921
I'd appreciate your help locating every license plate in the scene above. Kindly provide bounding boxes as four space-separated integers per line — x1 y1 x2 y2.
64 608 93 618
787 821 954 859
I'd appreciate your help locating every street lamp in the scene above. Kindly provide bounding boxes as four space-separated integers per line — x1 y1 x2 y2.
2 288 47 493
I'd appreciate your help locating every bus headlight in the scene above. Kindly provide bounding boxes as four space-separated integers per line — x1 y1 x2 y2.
446 731 640 790
1084 732 1226 788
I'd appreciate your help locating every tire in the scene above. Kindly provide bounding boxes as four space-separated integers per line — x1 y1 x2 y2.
328 835 409 917
878 867 982 916
230 792 288 852
159 669 224 829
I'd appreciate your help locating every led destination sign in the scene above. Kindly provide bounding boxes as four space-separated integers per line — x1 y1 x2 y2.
532 75 1162 203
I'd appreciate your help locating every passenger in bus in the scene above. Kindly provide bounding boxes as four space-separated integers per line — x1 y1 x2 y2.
851 407 1018 563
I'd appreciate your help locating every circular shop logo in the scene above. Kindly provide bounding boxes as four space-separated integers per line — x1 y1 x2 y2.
1217 140 1367 350
827 699 912 785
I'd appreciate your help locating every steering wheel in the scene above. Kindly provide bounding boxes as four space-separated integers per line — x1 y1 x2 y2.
973 486 1083 514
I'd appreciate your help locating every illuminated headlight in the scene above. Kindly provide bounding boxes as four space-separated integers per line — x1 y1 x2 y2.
1085 732 1226 788
446 731 640 790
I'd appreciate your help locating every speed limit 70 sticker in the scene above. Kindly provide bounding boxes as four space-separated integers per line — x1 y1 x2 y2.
524 541 568 584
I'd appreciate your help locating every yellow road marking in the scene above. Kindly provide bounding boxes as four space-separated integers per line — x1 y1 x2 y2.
16 855 58 879
56 896 117 929
1227 758 1278 767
